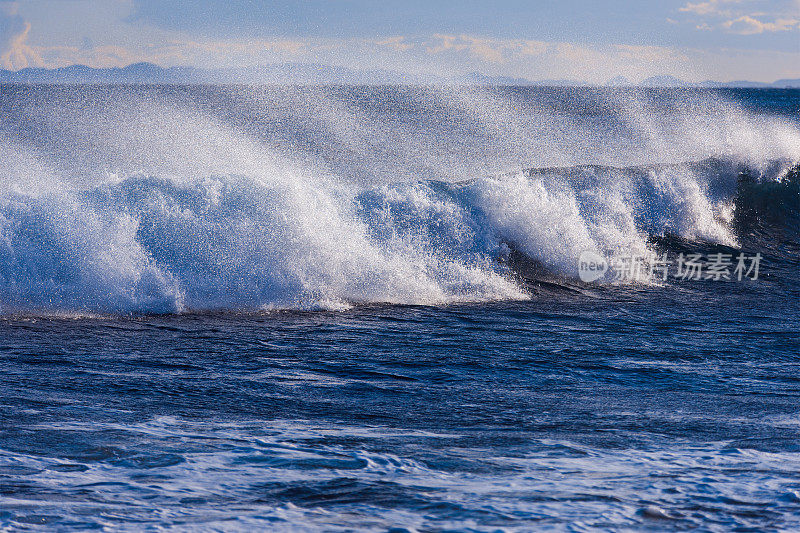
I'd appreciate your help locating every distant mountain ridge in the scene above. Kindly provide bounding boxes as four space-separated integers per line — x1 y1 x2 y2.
1 62 798 87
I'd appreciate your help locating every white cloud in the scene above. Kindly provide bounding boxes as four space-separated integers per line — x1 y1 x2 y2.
679 0 741 16
722 15 799 33
519 41 548 56
0 1 43 69
678 0 800 33
373 36 414 52
424 34 510 63
423 35 557 64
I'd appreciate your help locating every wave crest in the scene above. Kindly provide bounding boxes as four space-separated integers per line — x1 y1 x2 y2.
1 157 796 314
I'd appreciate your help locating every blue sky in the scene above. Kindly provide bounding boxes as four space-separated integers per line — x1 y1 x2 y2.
1 0 799 82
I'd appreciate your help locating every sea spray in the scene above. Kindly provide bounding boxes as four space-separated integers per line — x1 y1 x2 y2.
0 86 798 313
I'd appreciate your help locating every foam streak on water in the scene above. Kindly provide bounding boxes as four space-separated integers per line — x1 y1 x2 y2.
4 417 800 531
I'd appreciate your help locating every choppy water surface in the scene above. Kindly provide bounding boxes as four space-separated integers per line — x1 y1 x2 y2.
0 86 799 530
2 290 800 531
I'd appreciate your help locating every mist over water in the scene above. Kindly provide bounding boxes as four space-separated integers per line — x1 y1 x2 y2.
0 86 798 314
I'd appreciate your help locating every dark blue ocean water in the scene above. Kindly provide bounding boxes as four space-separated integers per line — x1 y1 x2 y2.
0 86 799 530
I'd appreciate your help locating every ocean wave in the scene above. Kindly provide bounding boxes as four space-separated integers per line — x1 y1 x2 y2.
0 157 797 314
1 86 799 314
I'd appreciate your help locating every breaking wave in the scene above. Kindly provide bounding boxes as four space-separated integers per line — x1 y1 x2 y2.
1 158 798 314
0 86 798 314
